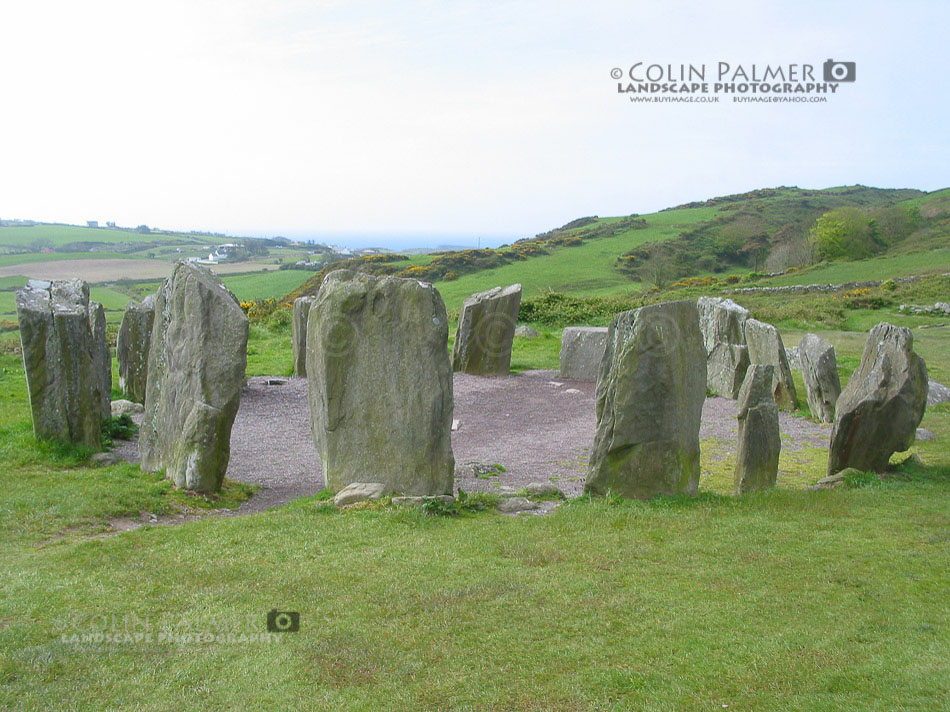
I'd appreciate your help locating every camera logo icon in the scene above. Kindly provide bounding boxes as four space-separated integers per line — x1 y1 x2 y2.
823 59 856 82
266 609 300 633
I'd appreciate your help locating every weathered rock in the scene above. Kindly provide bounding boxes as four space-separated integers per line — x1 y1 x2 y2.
334 482 386 507
307 270 454 495
116 295 156 403
524 482 564 498
799 333 841 423
697 297 750 398
559 327 608 382
586 300 706 500
734 365 781 495
828 323 928 475
496 497 539 513
89 452 120 467
744 318 798 412
927 379 950 406
139 262 249 493
785 346 802 370
514 324 539 338
916 428 936 442
452 284 521 375
391 495 455 508
807 468 863 490
111 399 145 417
292 296 315 377
15 279 111 449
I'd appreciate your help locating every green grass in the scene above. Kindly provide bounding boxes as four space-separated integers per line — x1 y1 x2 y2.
766 249 950 286
222 271 311 302
0 224 207 249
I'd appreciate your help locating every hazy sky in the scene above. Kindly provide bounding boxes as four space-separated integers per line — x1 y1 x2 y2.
1 0 947 247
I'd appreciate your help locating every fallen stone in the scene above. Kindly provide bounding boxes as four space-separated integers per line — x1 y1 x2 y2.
139 262 249 493
90 452 119 467
524 482 564 498
334 482 387 507
697 296 750 399
734 365 781 495
744 318 798 412
785 345 802 370
928 379 950 406
514 325 540 338
111 399 145 417
496 497 539 513
828 322 928 475
563 388 581 394
391 495 455 508
308 270 455 495
799 333 841 423
559 326 608 382
116 295 156 403
586 300 706 500
916 428 937 442
16 279 111 449
452 284 522 375
292 296 315 377
808 467 864 490
457 461 503 477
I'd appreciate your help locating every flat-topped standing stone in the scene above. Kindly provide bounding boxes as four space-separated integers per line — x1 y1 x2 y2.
559 327 608 381
452 284 522 375
586 300 706 500
116 295 156 403
139 262 248 493
734 365 781 495
307 270 454 495
744 318 798 412
16 279 111 449
828 322 928 475
799 333 841 423
292 296 315 377
697 296 750 399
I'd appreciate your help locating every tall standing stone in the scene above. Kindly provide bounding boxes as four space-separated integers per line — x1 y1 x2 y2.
15 279 111 449
307 270 454 495
799 333 841 423
586 300 706 500
139 262 248 493
452 284 522 376
828 323 928 475
744 318 798 412
734 365 781 495
697 296 751 398
116 295 156 403
292 296 315 377
559 327 608 381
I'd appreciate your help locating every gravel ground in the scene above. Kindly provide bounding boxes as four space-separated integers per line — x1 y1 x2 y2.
115 371 831 513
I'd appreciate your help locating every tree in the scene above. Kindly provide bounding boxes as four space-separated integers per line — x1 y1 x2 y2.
739 232 770 272
808 207 876 261
639 244 673 289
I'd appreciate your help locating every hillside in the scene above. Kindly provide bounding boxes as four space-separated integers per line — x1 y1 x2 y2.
285 185 949 312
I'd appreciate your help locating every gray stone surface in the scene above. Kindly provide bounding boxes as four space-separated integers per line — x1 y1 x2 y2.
15 279 111 449
515 325 539 338
744 318 798 412
139 262 249 493
452 284 522 375
524 482 564 498
559 326 608 382
928 379 950 406
828 323 928 475
697 296 750 399
333 482 386 507
786 346 802 370
586 300 706 500
292 296 315 377
307 270 454 495
799 333 841 423
916 428 936 442
116 295 156 403
111 399 145 417
734 365 781 495
496 497 539 513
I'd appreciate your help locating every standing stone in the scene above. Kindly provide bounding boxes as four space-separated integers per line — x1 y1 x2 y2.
307 270 454 495
452 284 521 375
799 333 841 423
15 279 111 449
139 262 248 493
116 295 156 403
586 300 706 500
828 323 928 475
697 297 750 398
292 296 315 377
744 318 798 412
734 365 781 495
927 379 950 406
559 327 608 381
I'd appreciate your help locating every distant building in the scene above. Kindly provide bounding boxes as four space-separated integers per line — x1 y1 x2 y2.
86 220 99 228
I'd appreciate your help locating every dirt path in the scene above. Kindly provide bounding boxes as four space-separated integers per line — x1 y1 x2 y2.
116 371 831 514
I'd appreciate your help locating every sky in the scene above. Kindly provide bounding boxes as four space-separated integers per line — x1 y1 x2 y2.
0 0 947 248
